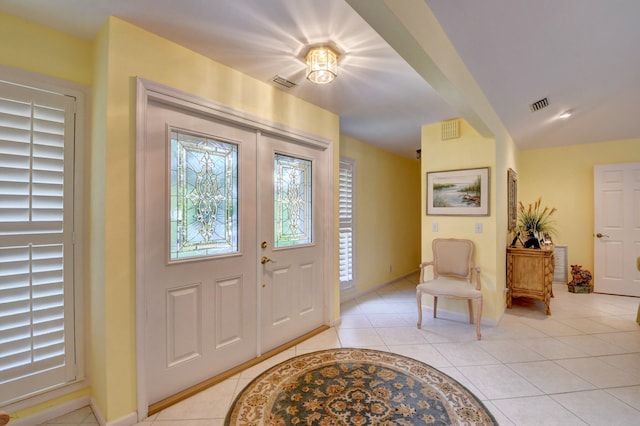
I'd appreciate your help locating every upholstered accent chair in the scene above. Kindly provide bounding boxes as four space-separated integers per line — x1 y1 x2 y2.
416 238 483 340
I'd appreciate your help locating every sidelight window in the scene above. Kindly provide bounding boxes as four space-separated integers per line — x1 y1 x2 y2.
339 159 355 291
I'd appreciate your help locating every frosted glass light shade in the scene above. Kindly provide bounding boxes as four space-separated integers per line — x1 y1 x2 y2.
305 46 338 84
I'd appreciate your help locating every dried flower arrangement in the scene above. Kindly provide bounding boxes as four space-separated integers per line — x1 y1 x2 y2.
517 197 557 241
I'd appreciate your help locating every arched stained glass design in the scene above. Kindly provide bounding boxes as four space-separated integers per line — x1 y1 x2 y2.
169 130 238 260
274 153 312 247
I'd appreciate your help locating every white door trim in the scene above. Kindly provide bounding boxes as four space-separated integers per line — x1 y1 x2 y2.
134 77 334 420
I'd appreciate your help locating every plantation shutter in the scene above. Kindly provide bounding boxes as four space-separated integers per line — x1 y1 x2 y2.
339 159 354 291
0 80 77 403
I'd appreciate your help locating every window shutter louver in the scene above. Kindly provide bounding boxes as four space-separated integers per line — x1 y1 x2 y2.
339 160 354 291
0 80 76 404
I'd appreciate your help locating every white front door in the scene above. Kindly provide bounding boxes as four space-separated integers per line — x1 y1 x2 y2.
258 133 325 352
139 87 331 407
594 162 640 297
143 99 258 403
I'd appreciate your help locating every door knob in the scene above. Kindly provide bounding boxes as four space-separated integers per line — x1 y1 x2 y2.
261 256 274 264
595 233 610 238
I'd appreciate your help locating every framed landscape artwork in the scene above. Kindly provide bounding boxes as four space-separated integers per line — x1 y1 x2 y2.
507 168 518 231
427 167 490 216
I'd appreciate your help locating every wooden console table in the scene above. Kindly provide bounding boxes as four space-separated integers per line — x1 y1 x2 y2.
506 246 555 315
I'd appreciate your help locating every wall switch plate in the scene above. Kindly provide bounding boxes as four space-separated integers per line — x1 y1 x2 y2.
475 223 483 233
432 222 439 232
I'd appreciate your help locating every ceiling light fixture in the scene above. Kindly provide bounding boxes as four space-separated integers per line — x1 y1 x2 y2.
305 46 338 85
559 110 573 119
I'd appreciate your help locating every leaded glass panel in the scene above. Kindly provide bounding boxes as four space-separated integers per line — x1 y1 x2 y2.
169 130 238 260
274 153 312 247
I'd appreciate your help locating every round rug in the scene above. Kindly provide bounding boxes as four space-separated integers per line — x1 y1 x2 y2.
225 348 497 425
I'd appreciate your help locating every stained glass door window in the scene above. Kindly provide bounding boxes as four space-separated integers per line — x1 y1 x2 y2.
274 153 312 247
169 130 238 260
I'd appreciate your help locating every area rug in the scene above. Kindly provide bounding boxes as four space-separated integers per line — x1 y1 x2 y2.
225 348 497 425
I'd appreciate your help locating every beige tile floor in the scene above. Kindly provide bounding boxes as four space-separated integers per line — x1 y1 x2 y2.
45 272 640 425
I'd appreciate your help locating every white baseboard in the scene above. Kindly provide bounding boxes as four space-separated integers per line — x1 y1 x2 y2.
6 395 138 426
8 396 90 426
340 270 419 304
90 398 139 426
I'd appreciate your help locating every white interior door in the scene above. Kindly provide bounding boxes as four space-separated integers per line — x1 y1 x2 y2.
594 162 640 297
143 99 258 403
258 133 325 352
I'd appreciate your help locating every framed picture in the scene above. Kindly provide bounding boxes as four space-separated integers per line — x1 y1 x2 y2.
507 168 518 231
427 167 490 216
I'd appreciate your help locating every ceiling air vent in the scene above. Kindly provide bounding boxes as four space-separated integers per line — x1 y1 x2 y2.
272 75 297 89
441 119 460 140
529 97 549 112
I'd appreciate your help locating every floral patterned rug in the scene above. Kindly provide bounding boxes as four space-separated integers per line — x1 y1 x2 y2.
225 348 497 425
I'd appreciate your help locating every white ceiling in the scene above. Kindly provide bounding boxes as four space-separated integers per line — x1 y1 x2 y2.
2 0 638 158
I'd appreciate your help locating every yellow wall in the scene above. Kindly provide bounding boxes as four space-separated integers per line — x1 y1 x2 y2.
340 135 421 296
92 17 340 421
0 13 92 86
88 21 110 419
492 128 518 319
518 138 640 280
421 119 504 321
370 0 520 324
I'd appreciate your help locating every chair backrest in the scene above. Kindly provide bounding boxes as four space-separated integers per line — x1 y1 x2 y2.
432 238 474 280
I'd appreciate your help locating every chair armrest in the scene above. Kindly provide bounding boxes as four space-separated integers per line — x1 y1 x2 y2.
472 265 481 290
0 411 10 425
419 261 434 283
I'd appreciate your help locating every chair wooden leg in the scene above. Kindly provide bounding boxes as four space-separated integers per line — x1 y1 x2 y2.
433 296 438 318
475 298 483 340
467 299 474 324
416 289 423 328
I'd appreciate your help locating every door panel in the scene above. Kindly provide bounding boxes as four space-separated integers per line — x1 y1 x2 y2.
594 163 640 296
259 133 325 352
271 266 292 324
215 276 245 347
299 262 315 313
144 100 257 403
166 284 201 366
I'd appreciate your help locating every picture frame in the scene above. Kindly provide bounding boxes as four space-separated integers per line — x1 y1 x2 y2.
507 168 518 231
427 167 490 216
